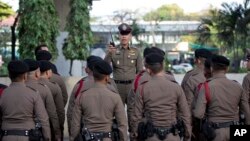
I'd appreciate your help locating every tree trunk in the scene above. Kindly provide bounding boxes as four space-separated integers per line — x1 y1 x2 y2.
69 59 73 76
11 14 19 60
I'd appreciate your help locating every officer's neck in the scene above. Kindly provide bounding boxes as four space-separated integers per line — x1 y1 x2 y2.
121 44 129 49
150 70 165 77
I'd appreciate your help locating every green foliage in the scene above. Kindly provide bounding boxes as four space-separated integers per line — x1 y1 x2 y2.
0 1 14 20
143 4 185 21
63 0 93 61
18 0 59 59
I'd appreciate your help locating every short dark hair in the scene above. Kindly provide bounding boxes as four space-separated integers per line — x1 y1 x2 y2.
35 44 48 55
9 72 25 81
93 69 107 81
147 63 163 74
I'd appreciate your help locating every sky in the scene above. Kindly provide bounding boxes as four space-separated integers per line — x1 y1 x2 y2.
2 0 243 17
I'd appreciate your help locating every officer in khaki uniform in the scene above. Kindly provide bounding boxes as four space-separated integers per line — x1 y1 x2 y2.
38 60 65 140
132 53 191 141
181 48 212 110
104 23 143 104
193 55 250 141
24 59 61 140
0 60 51 141
70 60 128 141
36 50 68 107
242 54 250 108
127 47 175 141
67 55 118 135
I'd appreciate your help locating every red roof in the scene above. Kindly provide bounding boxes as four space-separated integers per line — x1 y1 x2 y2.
0 15 16 27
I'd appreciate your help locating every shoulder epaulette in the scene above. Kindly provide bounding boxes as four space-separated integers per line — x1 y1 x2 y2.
26 85 39 93
38 82 48 88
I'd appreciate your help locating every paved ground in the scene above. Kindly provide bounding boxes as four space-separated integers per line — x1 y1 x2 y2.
1 73 248 141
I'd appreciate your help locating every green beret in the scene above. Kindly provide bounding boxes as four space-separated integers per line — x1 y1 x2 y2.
8 60 29 74
23 59 39 72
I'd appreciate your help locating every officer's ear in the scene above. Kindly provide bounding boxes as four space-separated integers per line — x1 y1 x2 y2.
85 67 90 74
105 75 110 83
23 73 28 81
35 69 41 79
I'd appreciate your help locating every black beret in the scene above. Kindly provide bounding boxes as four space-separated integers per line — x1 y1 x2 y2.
87 56 103 71
151 47 165 56
143 48 152 57
246 54 250 61
36 50 52 61
145 53 164 65
211 55 230 66
118 23 132 35
93 60 112 75
39 60 53 72
23 59 39 71
8 60 29 74
195 48 212 59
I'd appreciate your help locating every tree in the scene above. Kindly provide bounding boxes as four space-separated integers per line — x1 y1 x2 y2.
18 0 59 59
0 1 14 20
62 0 93 76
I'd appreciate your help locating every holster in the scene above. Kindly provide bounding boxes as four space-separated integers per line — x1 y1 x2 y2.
175 119 185 137
112 119 120 141
201 120 216 141
29 129 43 141
81 128 92 141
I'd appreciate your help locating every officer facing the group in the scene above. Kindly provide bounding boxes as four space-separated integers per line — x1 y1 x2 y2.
70 60 128 141
104 23 143 104
193 55 250 141
132 53 191 141
0 60 51 141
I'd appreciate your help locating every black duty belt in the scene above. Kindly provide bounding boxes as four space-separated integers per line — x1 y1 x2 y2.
2 130 30 136
114 80 133 84
90 132 113 139
154 127 173 135
211 121 239 129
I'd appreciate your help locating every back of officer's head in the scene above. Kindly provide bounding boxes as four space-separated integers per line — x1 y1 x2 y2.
8 60 29 82
145 53 164 74
34 44 49 55
24 59 40 78
211 55 230 72
86 55 103 73
204 59 212 79
194 48 212 64
39 60 53 78
93 60 112 82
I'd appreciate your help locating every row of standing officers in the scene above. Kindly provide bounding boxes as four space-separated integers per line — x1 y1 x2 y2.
0 23 250 141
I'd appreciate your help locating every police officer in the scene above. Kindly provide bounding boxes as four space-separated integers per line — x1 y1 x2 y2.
0 60 51 141
181 48 212 109
70 60 128 141
242 54 250 108
36 49 68 107
104 23 143 104
24 59 61 140
38 60 65 140
132 53 191 141
193 55 250 141
67 55 118 135
127 47 176 140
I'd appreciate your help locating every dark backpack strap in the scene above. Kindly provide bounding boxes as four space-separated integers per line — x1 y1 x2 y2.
134 70 145 93
75 79 84 98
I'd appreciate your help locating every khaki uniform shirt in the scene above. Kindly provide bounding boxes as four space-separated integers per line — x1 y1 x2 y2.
26 79 61 137
0 82 51 141
39 78 65 129
242 73 250 108
181 67 206 110
132 75 191 139
193 73 250 124
50 73 68 106
70 83 128 141
104 45 143 80
127 71 176 132
67 75 118 134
